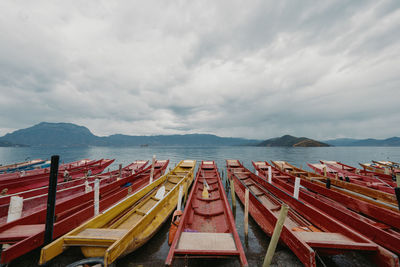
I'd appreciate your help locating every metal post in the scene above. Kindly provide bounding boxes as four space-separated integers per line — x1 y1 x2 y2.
244 188 249 238
326 178 331 189
395 174 400 211
262 204 289 267
44 155 59 245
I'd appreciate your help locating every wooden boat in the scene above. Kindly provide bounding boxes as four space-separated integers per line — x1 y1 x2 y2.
272 161 398 209
227 160 396 267
372 161 400 175
321 160 395 181
0 161 147 206
360 162 394 175
0 159 114 195
39 160 196 267
273 161 400 223
373 160 399 168
309 162 396 194
0 161 149 224
0 159 45 173
166 161 247 266
0 160 169 264
322 160 396 183
253 161 400 256
0 158 94 180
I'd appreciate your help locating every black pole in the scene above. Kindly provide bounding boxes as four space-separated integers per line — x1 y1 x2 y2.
44 155 59 245
395 188 400 211
326 178 331 189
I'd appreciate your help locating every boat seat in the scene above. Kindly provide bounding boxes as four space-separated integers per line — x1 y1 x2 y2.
64 228 128 246
194 208 224 217
248 186 264 197
294 232 378 251
226 160 240 167
196 195 221 202
236 174 250 180
168 177 181 184
176 232 237 251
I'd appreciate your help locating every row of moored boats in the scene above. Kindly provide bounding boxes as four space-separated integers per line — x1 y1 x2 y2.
0 158 398 266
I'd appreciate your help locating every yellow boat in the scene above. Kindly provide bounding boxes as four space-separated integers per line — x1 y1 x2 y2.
39 160 196 267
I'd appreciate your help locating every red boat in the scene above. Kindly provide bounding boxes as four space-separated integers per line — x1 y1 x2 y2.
166 161 248 266
272 161 400 227
309 161 396 194
273 161 398 209
227 160 396 267
253 161 400 257
0 159 169 264
0 161 148 224
322 160 395 181
0 159 45 173
0 159 93 180
0 161 146 206
361 162 400 175
0 159 114 194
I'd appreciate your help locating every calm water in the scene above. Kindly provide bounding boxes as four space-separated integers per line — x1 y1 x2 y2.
2 146 399 267
1 146 400 172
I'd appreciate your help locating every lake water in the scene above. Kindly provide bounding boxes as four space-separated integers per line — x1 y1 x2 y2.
2 146 400 172
1 146 399 267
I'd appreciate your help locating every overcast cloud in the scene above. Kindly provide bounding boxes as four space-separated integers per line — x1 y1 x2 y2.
0 0 399 140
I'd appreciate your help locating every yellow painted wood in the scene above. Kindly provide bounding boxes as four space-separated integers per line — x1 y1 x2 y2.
39 160 196 266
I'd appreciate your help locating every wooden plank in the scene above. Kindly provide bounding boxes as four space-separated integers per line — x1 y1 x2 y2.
0 224 44 240
294 232 377 250
177 232 237 251
74 228 128 239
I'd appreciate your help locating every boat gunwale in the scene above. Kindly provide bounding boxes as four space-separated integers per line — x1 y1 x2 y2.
166 160 248 267
253 161 400 257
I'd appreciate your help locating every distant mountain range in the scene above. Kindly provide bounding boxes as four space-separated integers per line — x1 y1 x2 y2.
0 122 399 147
257 135 330 147
0 122 260 147
323 137 400 146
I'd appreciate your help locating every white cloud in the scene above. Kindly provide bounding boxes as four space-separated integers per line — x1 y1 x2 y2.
0 0 399 139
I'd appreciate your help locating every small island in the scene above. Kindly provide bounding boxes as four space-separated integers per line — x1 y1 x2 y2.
257 135 331 147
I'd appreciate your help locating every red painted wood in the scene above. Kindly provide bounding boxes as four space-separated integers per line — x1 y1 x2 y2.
0 159 115 194
253 161 399 266
0 160 169 263
227 160 397 267
166 161 248 267
0 160 145 224
310 162 396 193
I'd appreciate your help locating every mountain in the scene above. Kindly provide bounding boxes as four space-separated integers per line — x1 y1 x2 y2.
257 135 330 147
0 122 102 147
0 122 260 147
324 137 400 146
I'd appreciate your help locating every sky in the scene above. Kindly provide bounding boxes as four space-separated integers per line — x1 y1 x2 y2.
0 1 399 140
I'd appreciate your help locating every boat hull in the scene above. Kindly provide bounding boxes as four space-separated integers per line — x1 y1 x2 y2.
39 160 195 267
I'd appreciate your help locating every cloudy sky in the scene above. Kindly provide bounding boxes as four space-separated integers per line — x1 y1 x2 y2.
0 1 399 140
